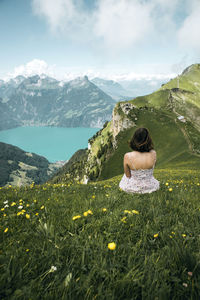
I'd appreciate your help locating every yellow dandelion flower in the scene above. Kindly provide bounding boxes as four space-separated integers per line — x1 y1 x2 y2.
92 195 95 199
26 249 30 252
72 215 81 221
26 204 30 207
3 214 6 217
34 199 37 203
171 231 175 235
168 188 173 192
124 210 132 214
40 205 45 210
182 234 186 238
4 227 8 233
102 208 107 212
165 182 169 186
35 212 39 216
87 210 93 215
132 210 139 215
1 208 5 211
17 212 22 216
83 211 89 217
26 214 30 219
108 242 116 250
154 233 159 238
121 216 127 223
11 202 16 206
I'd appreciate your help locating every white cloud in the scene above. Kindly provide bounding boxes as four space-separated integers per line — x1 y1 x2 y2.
178 1 200 53
4 59 176 82
107 72 176 82
32 0 77 32
31 0 200 56
31 0 181 50
6 59 55 80
93 0 153 49
32 0 92 39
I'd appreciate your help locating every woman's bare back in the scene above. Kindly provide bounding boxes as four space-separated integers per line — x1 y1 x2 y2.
124 150 156 177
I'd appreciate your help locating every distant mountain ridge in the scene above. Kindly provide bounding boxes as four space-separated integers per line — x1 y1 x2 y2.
91 77 132 100
91 77 169 100
0 75 115 130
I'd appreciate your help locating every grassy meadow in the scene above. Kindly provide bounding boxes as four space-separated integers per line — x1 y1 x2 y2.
1 169 200 299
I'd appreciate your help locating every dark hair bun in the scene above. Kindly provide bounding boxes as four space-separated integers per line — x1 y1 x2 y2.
129 128 154 152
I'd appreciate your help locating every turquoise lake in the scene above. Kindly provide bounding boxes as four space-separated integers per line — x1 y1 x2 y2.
0 127 99 162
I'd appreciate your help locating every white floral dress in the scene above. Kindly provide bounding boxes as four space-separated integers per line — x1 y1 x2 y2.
119 154 160 194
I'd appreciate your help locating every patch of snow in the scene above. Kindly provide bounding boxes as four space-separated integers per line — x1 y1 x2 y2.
59 81 64 87
34 79 42 87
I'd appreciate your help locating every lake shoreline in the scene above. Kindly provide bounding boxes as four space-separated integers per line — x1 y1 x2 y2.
0 126 99 162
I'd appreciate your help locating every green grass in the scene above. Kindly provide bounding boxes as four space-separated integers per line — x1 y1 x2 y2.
161 67 200 94
99 109 200 180
1 170 200 299
130 90 170 109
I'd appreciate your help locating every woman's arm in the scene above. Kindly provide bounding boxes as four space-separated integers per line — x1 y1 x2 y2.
124 153 131 178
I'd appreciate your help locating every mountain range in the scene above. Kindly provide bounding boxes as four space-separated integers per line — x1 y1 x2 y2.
0 75 115 130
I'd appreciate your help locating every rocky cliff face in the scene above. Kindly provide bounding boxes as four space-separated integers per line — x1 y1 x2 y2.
111 103 136 139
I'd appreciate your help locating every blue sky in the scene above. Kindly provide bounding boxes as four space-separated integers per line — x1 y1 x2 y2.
0 0 200 81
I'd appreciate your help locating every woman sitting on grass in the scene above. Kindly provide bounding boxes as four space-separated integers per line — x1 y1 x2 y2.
119 127 160 194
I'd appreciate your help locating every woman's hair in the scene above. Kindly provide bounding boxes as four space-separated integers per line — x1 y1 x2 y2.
129 127 154 152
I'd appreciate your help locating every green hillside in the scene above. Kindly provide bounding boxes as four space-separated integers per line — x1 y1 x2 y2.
1 170 200 299
99 108 200 180
0 142 60 187
161 64 200 94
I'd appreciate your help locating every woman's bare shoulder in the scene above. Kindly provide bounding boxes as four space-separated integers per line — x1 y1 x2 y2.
150 149 157 160
150 149 156 153
150 149 156 155
124 151 135 159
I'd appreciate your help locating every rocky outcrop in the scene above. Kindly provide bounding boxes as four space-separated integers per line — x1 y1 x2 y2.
112 103 136 139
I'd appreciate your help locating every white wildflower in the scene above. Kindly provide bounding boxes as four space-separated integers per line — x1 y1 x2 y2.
18 205 23 209
182 283 188 287
50 266 57 273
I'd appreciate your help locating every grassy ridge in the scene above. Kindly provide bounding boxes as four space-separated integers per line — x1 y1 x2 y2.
161 64 200 95
1 170 200 299
99 108 200 180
